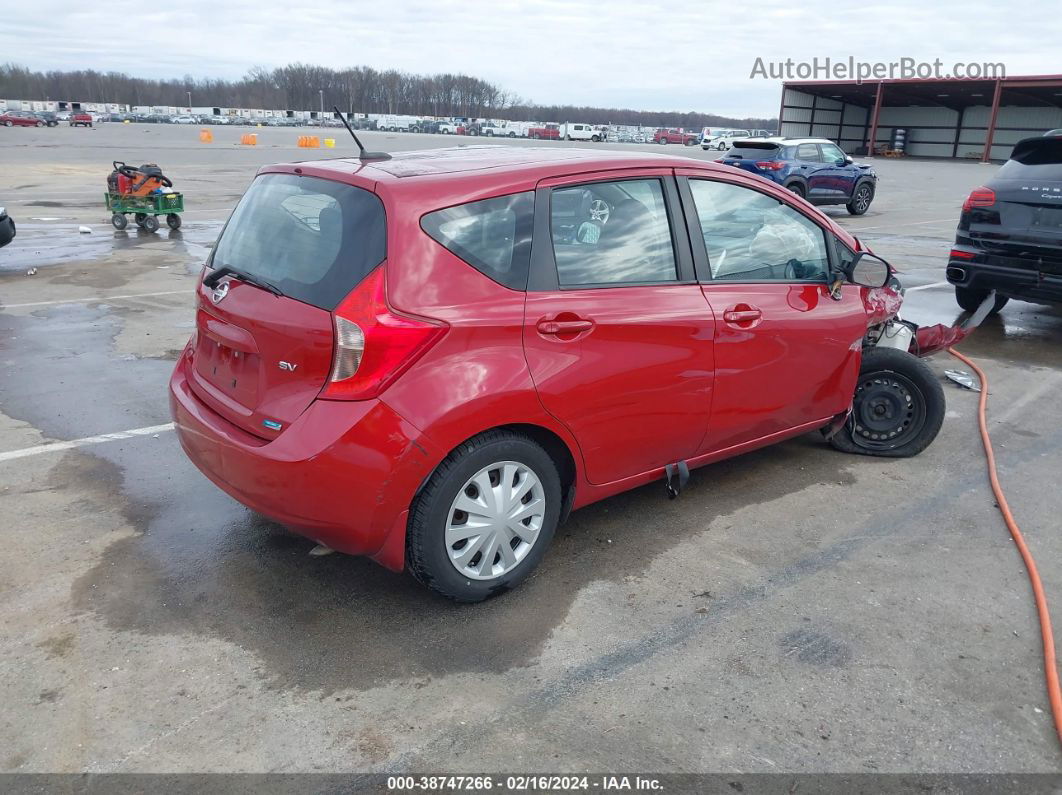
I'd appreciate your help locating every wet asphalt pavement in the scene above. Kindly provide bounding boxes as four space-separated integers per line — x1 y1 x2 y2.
1 125 1061 775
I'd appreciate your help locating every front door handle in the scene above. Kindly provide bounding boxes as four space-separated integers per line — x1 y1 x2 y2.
722 306 762 326
537 318 594 335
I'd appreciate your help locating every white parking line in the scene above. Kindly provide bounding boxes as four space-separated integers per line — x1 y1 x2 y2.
847 218 955 232
0 423 175 463
905 281 949 292
2 289 188 309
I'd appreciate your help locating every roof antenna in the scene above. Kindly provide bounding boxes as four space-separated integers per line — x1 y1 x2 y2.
333 105 391 161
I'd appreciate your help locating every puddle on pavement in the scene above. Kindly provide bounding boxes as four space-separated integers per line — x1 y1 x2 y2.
0 221 220 274
66 437 856 696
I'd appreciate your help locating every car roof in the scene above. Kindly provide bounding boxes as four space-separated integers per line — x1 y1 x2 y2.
274 145 727 183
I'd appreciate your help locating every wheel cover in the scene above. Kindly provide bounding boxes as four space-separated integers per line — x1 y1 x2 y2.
854 185 872 212
445 461 545 580
850 370 926 450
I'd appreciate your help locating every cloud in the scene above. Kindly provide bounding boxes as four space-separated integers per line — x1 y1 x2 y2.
2 0 1058 116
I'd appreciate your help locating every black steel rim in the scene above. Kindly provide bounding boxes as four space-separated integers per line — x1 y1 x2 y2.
850 370 926 450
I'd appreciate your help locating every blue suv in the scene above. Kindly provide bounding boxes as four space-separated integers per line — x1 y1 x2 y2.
717 138 877 215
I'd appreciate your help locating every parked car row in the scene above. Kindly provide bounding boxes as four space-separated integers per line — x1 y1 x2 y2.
0 110 94 127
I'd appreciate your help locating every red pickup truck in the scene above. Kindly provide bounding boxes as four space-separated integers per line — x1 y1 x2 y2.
70 113 94 128
653 128 698 145
528 123 560 140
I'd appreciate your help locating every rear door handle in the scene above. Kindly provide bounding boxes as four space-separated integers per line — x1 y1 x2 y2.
537 319 594 335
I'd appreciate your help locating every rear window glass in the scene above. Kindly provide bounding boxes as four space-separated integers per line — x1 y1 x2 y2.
728 142 781 159
999 138 1062 180
421 192 534 290
211 173 386 310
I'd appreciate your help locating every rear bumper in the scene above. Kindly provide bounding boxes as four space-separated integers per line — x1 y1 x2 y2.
946 252 1062 304
169 350 440 570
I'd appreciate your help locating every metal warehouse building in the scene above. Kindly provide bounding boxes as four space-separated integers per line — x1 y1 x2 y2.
778 75 1062 162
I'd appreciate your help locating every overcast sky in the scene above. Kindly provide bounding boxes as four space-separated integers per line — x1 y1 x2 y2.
3 0 1058 116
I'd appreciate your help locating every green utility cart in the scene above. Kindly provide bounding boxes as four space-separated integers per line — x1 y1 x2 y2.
105 191 185 232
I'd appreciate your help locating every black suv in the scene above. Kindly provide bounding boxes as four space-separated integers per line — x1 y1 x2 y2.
948 134 1062 312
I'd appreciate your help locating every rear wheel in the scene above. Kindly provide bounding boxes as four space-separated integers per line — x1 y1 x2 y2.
134 213 147 227
407 430 562 602
846 182 874 215
955 285 1008 313
141 215 159 233
166 213 182 230
786 183 806 199
36 121 44 127
829 347 945 458
110 213 127 230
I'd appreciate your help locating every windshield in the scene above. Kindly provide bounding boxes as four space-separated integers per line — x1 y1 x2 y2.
210 173 386 310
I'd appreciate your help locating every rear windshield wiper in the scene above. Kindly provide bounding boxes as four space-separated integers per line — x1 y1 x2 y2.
203 265 284 297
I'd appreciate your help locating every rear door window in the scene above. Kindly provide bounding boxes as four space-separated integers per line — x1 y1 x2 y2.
549 178 677 286
421 192 534 290
796 143 823 162
210 173 386 311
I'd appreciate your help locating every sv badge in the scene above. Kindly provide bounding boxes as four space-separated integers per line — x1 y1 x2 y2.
278 361 298 372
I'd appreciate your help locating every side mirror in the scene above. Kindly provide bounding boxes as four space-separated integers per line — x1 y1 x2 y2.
846 251 891 288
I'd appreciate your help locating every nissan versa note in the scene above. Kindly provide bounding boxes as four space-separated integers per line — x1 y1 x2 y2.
170 146 946 602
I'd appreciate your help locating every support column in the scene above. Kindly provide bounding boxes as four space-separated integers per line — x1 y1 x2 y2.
982 79 1004 163
952 106 966 159
866 82 884 156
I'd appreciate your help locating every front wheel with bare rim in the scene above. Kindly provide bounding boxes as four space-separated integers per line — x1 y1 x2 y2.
407 430 562 601
828 347 945 458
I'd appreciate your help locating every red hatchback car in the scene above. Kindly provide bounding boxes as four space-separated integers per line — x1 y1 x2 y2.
0 111 47 127
170 146 944 601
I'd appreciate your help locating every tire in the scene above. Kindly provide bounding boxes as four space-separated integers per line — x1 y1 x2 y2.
134 212 147 227
110 214 128 231
406 430 562 602
508 132 516 138
829 347 945 458
658 138 668 144
786 183 806 199
141 215 159 233
36 121 44 127
955 285 1009 314
717 142 726 150
4 121 12 127
846 181 874 215
166 213 182 230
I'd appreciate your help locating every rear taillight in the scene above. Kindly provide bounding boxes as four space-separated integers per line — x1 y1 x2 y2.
755 160 785 171
950 249 976 260
962 187 996 211
320 267 447 401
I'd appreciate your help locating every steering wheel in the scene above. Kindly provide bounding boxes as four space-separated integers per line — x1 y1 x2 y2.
588 199 610 224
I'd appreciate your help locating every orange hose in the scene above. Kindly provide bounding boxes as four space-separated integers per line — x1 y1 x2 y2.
948 346 1062 746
